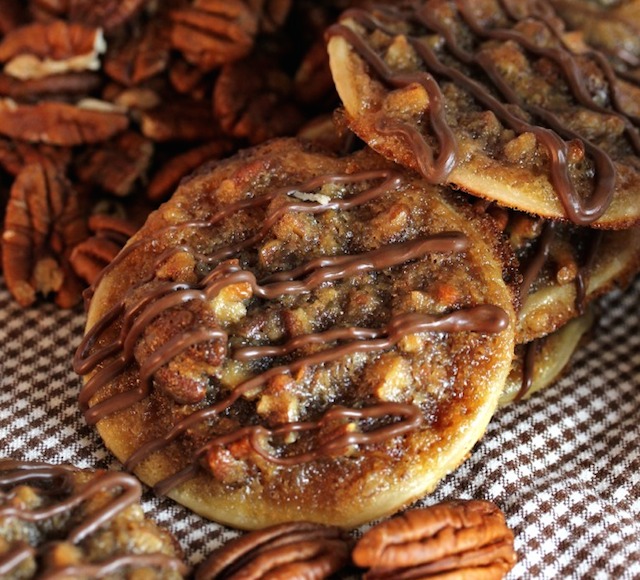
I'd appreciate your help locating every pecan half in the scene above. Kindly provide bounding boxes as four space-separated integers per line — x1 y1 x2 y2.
213 54 304 144
104 19 170 86
0 99 129 146
2 157 88 307
0 20 105 80
169 0 259 71
30 0 148 31
69 214 138 285
75 131 153 197
140 99 221 142
353 500 517 580
0 71 102 101
294 38 336 107
0 139 71 176
147 139 235 201
195 521 351 580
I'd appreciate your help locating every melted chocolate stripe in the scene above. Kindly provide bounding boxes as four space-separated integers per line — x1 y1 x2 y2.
0 462 184 577
327 18 457 182
332 4 626 224
84 327 227 425
456 0 640 150
40 554 190 580
79 171 407 420
520 221 557 297
0 468 141 544
410 6 616 224
126 304 508 474
0 543 34 576
154 402 423 495
78 167 510 492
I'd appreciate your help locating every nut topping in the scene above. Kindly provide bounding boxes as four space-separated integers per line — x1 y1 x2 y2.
0 20 105 81
69 214 139 286
0 99 129 146
213 54 305 144
195 521 351 580
2 157 88 307
353 500 517 580
169 0 259 72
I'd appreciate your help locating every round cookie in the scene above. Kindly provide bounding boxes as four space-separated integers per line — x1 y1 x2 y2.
0 459 187 579
327 0 640 228
75 139 516 530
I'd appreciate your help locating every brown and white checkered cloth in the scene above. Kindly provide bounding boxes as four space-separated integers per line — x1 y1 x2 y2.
1 274 639 578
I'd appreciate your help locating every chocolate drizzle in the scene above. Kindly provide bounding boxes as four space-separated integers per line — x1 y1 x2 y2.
327 0 640 224
0 460 188 577
75 166 510 495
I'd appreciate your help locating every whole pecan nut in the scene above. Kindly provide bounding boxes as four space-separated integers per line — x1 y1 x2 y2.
2 157 88 307
69 213 138 286
169 0 259 71
195 521 351 580
0 20 105 80
147 139 235 201
353 500 517 580
104 19 170 87
213 54 304 144
0 99 129 146
75 131 154 197
30 0 148 32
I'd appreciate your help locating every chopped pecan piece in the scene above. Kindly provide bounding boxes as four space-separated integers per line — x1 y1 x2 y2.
0 20 105 80
169 0 259 71
75 131 153 196
214 54 304 144
2 158 88 307
0 99 129 145
147 139 234 201
353 500 517 580
195 522 351 580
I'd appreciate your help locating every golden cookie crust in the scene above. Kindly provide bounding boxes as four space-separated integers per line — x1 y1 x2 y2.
76 139 516 530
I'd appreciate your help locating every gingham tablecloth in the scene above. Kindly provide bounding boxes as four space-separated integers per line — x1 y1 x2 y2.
1 273 639 579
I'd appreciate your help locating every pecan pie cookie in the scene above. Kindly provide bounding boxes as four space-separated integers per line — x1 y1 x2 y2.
75 138 516 529
500 210 640 342
327 0 640 228
0 459 188 579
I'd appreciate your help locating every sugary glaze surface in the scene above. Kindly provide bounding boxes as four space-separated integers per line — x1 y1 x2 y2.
327 0 640 228
76 139 516 530
0 459 187 579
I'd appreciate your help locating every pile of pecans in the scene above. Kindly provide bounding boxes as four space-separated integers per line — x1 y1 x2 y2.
0 0 352 308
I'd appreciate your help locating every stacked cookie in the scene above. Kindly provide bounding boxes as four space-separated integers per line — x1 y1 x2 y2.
74 0 639 538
